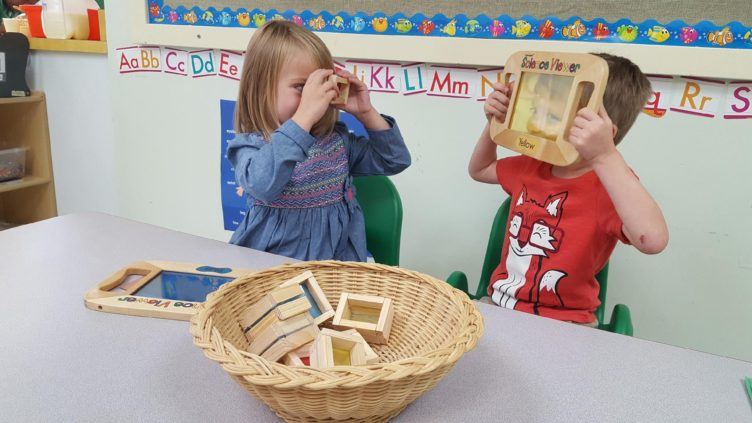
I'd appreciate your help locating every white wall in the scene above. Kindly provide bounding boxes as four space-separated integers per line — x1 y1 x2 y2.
28 51 117 215
102 3 752 361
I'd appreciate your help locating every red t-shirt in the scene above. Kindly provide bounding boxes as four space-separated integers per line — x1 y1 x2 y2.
489 155 629 323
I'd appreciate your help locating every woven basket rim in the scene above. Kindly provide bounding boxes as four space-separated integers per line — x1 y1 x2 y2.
189 261 484 389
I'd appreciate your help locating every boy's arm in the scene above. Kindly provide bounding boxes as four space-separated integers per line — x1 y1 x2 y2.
592 150 668 254
468 123 499 184
469 83 511 184
570 107 669 254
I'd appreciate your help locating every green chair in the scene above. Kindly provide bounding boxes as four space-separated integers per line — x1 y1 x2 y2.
446 198 633 335
353 176 403 266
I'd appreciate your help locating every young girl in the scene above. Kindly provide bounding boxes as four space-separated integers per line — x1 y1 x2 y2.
227 21 410 261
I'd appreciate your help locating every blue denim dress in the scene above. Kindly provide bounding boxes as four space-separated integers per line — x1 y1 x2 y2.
227 115 410 261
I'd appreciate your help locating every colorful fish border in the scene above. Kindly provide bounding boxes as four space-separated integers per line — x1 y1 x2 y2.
146 1 752 49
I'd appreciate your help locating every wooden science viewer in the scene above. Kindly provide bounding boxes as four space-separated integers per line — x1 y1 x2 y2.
84 261 251 321
332 293 394 345
490 51 608 166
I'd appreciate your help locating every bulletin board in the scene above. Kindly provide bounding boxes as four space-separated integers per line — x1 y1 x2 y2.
130 2 752 79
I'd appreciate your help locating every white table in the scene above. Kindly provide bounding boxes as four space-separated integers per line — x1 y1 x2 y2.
1 213 750 422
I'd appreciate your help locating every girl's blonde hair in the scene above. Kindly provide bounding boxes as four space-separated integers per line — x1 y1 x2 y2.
235 20 337 139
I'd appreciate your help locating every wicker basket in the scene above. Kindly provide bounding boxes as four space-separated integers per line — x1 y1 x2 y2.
190 261 484 422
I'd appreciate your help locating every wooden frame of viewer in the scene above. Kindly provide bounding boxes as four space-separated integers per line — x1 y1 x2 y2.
83 261 252 321
332 293 394 345
490 51 608 166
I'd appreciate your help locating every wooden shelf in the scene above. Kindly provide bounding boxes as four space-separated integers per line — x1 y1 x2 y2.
0 176 51 194
0 91 57 225
29 38 107 54
0 92 44 105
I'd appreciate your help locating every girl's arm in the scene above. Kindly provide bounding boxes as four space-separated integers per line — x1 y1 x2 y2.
229 68 338 203
335 70 410 176
570 107 669 254
341 112 411 176
227 121 315 204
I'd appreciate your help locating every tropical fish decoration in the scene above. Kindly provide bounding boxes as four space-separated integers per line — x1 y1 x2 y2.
707 27 733 46
593 23 610 40
679 26 698 44
395 18 413 33
647 25 670 43
419 19 435 35
490 20 505 38
561 20 585 39
511 20 531 38
538 20 554 39
616 24 638 42
441 19 457 36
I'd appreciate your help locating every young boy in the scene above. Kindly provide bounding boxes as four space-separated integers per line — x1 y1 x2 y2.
469 53 668 325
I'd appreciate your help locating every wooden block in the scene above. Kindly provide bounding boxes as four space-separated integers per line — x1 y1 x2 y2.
342 329 379 364
262 325 319 363
278 271 335 325
330 75 349 105
332 293 394 345
283 342 313 367
245 296 311 341
248 312 315 356
310 328 366 368
239 284 305 331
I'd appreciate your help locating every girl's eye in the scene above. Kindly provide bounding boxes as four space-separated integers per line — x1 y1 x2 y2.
294 85 304 92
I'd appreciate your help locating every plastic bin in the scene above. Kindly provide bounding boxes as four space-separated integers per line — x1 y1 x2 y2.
0 147 27 183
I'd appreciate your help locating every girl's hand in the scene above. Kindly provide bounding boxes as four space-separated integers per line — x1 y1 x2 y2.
484 82 512 123
335 68 390 130
292 69 338 132
334 69 373 116
567 106 618 164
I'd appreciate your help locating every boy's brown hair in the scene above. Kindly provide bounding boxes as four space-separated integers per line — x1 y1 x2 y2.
593 53 652 145
235 20 337 139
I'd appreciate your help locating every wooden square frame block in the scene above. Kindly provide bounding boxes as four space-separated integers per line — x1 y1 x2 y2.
330 75 350 105
248 312 320 362
278 271 335 326
239 283 310 334
283 342 313 367
310 328 367 368
341 329 379 364
490 51 608 166
332 293 394 345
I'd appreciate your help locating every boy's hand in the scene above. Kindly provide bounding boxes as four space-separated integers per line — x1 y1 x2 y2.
334 68 389 130
292 69 338 131
484 82 512 123
568 106 618 164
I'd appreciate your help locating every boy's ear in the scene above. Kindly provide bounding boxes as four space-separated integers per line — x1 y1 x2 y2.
612 124 618 139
